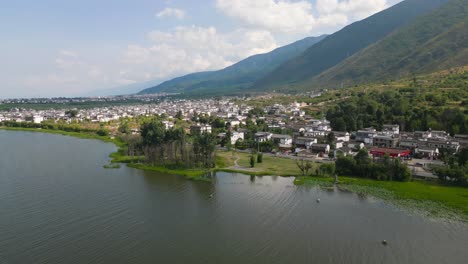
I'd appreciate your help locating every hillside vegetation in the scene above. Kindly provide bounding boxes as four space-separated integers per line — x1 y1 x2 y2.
311 0 468 88
323 68 468 134
252 0 449 91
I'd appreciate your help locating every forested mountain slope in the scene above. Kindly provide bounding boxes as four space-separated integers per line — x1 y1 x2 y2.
252 0 449 91
310 0 468 88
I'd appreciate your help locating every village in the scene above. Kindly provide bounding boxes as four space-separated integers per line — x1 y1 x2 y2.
1 97 467 179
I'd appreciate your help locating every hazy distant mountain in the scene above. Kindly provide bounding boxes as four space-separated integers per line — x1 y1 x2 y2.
252 0 450 91
84 79 165 97
138 35 327 95
308 0 468 88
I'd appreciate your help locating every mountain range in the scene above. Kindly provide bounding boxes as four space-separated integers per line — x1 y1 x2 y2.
308 0 467 89
139 0 466 96
139 35 327 95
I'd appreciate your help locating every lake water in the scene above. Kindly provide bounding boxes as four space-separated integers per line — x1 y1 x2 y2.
1 130 467 264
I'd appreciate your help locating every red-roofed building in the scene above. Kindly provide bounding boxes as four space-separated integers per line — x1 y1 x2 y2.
369 147 410 158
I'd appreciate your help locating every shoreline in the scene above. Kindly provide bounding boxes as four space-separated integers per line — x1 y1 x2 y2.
2 126 468 221
295 176 468 222
0 126 212 181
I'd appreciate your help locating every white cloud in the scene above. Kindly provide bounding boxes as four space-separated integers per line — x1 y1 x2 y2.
216 0 315 34
54 49 83 69
315 0 389 22
216 0 390 34
156 8 186 20
20 25 275 96
59 50 78 57
120 26 278 83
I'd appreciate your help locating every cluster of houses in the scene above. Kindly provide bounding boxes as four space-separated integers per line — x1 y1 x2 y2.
197 116 466 161
2 96 466 162
0 98 250 125
353 126 465 159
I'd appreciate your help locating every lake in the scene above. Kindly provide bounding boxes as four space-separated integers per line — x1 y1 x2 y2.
0 130 467 264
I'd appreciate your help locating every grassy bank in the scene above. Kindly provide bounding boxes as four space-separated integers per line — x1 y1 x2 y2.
127 163 212 182
216 151 311 176
295 176 468 221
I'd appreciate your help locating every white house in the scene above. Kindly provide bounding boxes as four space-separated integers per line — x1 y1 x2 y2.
190 124 212 134
415 147 439 159
254 132 272 142
383 124 400 135
333 131 350 142
33 115 44 124
294 137 317 149
162 121 175 130
355 128 377 144
271 134 292 148
231 131 244 144
335 141 344 149
310 143 331 154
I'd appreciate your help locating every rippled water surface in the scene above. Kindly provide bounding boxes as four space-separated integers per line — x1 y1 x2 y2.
1 131 467 264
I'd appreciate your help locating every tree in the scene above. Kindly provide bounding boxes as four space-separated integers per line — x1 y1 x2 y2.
326 132 336 145
96 128 109 136
248 107 265 117
65 109 78 118
319 163 336 177
175 110 183 120
336 156 356 176
391 159 412 182
355 148 370 165
458 148 468 166
250 155 255 168
211 117 226 129
140 119 165 146
194 132 217 168
257 153 263 163
333 117 346 131
296 159 313 176
118 121 130 134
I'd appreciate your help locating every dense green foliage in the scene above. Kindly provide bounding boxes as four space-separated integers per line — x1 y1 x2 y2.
313 0 468 88
253 0 448 91
326 86 468 134
139 36 326 96
336 150 412 182
434 165 468 186
432 149 468 186
139 118 216 169
257 153 263 163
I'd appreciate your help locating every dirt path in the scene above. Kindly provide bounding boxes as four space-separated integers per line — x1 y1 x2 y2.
226 153 259 172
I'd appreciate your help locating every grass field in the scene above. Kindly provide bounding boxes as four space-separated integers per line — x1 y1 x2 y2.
216 151 317 176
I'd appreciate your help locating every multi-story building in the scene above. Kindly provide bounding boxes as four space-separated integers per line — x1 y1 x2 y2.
373 135 399 148
355 128 377 144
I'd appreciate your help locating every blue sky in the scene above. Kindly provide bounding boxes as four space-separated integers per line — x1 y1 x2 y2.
0 0 402 98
